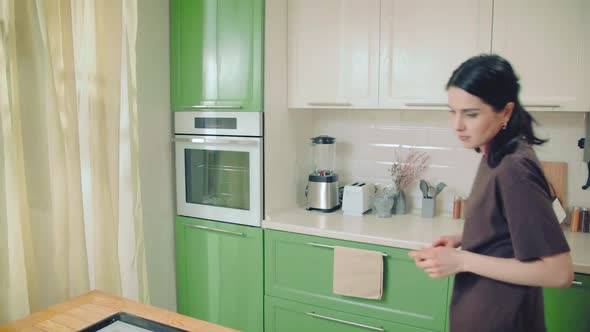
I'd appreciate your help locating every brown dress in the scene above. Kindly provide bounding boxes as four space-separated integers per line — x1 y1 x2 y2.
450 140 570 332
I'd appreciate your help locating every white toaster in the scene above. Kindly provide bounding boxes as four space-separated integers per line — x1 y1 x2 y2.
342 182 375 216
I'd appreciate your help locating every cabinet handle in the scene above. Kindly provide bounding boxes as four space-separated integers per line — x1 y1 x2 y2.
307 102 352 107
522 104 561 108
405 103 561 109
306 242 388 257
306 312 385 331
185 224 245 236
183 105 242 109
173 136 259 145
572 280 583 286
404 102 449 108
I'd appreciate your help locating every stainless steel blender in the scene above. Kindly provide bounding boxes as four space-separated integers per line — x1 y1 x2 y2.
305 135 340 212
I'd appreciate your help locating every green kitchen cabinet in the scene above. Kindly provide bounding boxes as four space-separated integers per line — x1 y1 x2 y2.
175 216 263 332
170 0 264 112
265 296 435 332
445 277 454 332
544 273 590 332
264 230 450 331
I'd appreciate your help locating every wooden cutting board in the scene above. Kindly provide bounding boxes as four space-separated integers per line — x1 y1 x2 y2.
541 161 567 206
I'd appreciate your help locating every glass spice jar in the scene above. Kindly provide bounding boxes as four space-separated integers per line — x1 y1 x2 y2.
453 196 463 219
570 206 581 232
581 208 590 233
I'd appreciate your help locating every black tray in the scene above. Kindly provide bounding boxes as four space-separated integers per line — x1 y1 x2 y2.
79 312 189 332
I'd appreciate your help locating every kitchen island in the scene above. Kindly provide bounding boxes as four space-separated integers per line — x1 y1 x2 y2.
0 290 236 332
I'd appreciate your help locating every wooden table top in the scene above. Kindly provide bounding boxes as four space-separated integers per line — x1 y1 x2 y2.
0 290 237 332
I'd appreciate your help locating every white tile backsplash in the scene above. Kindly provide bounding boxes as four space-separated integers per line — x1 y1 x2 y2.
297 109 590 214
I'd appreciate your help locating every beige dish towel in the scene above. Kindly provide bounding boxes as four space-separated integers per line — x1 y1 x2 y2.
332 246 384 300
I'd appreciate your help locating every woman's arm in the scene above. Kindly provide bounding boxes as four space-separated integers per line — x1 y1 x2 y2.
408 247 573 288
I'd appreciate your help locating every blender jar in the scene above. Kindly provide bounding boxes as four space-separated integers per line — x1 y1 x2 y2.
311 135 336 177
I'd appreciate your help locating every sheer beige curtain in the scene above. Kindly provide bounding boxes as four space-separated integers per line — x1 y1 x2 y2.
0 0 148 324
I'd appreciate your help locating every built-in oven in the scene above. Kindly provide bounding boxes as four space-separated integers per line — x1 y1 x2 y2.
174 112 263 227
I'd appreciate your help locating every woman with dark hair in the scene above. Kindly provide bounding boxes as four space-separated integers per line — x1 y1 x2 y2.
409 54 573 332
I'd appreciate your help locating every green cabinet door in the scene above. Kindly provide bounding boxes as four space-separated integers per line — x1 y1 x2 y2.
445 277 454 332
265 230 449 331
544 273 590 332
265 296 434 332
175 216 263 332
171 0 264 112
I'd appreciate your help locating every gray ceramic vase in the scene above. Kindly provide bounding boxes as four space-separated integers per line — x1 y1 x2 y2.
392 190 407 215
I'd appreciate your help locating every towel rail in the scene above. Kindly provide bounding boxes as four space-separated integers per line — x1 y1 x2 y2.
306 242 388 257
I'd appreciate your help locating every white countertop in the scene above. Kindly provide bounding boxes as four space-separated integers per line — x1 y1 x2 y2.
263 208 590 275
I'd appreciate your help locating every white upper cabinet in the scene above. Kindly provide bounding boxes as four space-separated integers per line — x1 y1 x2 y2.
492 0 590 112
379 0 493 110
287 0 588 112
288 0 380 109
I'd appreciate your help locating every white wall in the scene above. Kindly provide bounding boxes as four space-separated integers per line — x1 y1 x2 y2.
264 0 314 217
137 0 176 311
290 109 590 215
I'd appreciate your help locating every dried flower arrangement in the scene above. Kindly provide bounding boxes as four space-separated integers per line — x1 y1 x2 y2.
388 147 430 192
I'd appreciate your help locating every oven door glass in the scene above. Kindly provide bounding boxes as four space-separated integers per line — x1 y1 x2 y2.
175 136 262 227
185 149 249 210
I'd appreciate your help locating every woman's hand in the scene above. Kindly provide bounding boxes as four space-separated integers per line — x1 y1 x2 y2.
408 247 465 278
432 234 462 248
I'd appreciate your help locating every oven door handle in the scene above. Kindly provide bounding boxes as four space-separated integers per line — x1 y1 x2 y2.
173 136 259 146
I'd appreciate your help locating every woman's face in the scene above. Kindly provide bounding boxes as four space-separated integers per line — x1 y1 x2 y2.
447 87 512 152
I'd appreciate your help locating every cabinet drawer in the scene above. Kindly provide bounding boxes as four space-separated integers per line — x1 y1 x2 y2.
544 273 590 332
266 296 435 332
264 230 450 331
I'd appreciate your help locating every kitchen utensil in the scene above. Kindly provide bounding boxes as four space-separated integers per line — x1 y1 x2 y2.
419 180 447 198
583 161 590 190
427 186 434 198
577 137 590 190
435 182 447 196
419 180 429 198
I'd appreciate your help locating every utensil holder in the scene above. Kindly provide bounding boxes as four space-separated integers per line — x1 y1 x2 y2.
422 197 436 218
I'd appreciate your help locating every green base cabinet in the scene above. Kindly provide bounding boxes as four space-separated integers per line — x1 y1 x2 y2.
264 230 450 331
175 216 263 332
544 273 590 332
265 296 434 332
445 277 454 332
171 0 264 112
